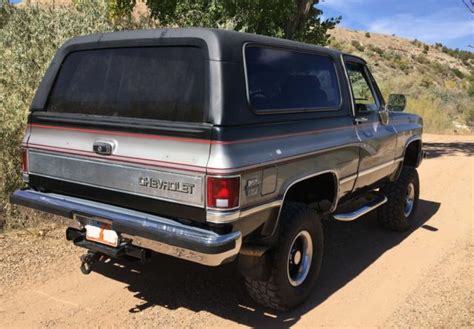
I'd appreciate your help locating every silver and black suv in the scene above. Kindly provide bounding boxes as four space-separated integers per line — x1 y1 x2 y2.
11 28 423 311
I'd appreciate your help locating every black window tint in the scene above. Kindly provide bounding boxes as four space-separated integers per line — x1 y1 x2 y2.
47 47 205 122
245 46 341 112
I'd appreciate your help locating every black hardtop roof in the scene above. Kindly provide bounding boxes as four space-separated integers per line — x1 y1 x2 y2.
31 27 364 115
60 27 346 62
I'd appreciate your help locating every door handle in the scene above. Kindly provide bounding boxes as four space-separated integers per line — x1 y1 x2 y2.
93 140 115 155
355 117 369 124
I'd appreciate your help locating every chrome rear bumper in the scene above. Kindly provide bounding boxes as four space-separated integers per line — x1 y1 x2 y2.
10 189 241 266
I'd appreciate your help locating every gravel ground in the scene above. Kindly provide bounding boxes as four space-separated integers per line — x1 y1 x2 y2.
0 223 80 295
386 242 473 328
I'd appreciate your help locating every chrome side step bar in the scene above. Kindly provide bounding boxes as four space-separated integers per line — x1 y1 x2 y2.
333 195 387 222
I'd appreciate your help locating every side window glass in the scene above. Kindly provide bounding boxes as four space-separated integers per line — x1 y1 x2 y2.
346 62 379 114
245 46 341 112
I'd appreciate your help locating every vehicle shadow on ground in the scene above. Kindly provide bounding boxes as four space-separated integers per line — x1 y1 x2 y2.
93 199 440 327
423 142 474 158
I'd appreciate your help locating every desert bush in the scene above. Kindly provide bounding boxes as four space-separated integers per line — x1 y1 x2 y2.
351 40 365 52
406 96 453 133
329 38 346 52
411 39 421 47
0 2 159 227
368 45 384 56
469 75 474 97
464 105 474 126
423 44 429 54
398 61 410 75
365 32 370 38
1 2 110 226
451 68 465 79
428 61 450 77
377 74 473 133
415 54 429 65
441 47 474 62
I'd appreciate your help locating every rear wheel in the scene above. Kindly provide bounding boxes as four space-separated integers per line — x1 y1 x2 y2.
378 166 420 231
244 202 323 311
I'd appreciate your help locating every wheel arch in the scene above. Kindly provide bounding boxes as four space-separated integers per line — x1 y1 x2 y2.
265 170 339 237
403 136 423 168
391 136 423 181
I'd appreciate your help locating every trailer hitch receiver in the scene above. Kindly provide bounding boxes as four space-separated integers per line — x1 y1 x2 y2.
80 251 102 275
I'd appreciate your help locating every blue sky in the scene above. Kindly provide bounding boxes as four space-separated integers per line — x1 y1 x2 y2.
320 0 474 51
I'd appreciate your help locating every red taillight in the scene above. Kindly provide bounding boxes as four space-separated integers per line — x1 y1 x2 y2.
207 176 240 209
21 148 28 173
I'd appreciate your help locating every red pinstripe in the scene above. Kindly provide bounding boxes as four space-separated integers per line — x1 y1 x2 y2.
29 122 363 146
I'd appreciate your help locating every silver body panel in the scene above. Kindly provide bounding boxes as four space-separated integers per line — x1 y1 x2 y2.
25 113 422 221
27 124 210 207
29 151 205 207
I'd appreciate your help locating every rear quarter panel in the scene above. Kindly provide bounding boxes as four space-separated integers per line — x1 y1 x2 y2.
208 116 360 210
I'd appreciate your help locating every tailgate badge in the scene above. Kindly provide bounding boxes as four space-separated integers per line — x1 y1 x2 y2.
93 141 114 155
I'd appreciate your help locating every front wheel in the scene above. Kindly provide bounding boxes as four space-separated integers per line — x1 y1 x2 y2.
244 202 323 311
378 166 420 231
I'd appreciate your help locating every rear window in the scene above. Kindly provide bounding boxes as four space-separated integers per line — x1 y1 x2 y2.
245 46 341 112
47 47 205 122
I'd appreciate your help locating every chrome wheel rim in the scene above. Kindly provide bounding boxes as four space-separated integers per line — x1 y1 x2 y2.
287 231 313 287
404 182 415 217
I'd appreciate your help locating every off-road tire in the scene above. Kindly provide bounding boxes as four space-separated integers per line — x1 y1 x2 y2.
244 202 323 311
378 166 419 231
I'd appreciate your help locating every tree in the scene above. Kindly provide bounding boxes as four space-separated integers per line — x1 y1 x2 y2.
464 0 474 47
463 0 473 13
113 0 339 45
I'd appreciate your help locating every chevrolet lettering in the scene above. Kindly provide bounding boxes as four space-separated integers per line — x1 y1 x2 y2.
11 28 423 311
139 177 195 194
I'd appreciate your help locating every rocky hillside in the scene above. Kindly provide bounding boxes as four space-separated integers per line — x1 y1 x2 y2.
329 28 473 133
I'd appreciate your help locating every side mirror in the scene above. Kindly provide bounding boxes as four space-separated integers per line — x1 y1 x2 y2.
387 94 407 112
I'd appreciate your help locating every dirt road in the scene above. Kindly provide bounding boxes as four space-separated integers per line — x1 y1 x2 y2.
1 134 473 328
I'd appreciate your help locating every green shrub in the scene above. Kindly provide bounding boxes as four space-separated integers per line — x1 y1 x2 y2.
423 44 429 54
0 3 111 225
442 47 474 62
464 105 474 126
451 68 465 79
469 80 474 97
0 2 159 227
329 38 344 51
429 61 450 76
415 54 429 65
392 52 402 62
351 40 365 52
365 32 371 38
369 45 384 56
398 61 410 75
406 96 453 133
411 38 421 47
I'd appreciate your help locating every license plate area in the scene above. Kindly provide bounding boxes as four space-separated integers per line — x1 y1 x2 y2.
75 215 119 248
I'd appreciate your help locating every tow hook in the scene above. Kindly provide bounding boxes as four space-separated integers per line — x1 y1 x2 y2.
79 251 103 275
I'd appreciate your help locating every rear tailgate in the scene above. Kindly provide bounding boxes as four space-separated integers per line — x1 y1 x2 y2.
25 45 211 220
27 123 210 207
